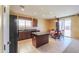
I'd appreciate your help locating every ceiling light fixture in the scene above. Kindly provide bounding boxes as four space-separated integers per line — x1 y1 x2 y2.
20 5 24 11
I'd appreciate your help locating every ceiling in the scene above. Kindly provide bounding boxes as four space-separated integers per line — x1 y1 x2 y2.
10 5 79 19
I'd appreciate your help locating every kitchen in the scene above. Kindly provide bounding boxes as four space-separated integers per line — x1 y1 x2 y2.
10 10 49 52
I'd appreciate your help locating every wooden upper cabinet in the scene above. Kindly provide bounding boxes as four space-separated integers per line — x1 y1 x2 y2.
32 18 38 27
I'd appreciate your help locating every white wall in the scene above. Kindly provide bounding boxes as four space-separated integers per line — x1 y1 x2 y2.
3 6 9 53
0 6 3 53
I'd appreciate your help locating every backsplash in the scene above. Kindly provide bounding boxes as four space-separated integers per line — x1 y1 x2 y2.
18 26 38 30
26 27 38 29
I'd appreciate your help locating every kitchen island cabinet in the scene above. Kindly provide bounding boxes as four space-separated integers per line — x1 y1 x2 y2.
32 32 49 48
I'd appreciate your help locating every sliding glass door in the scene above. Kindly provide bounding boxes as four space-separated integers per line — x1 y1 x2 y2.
59 17 71 37
64 18 71 37
59 19 65 36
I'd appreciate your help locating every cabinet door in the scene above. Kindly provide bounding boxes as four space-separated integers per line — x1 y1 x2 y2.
19 31 31 40
19 32 25 40
33 18 38 27
26 32 31 39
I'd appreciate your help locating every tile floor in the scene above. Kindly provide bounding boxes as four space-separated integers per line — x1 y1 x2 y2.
18 37 72 53
63 39 79 53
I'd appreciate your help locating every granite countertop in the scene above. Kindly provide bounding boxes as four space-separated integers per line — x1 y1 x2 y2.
32 32 49 35
18 29 39 32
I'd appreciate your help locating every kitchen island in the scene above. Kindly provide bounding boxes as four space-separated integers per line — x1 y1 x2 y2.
32 32 49 48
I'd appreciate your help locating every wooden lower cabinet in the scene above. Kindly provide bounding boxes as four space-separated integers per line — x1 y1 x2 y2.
19 31 31 40
18 29 40 41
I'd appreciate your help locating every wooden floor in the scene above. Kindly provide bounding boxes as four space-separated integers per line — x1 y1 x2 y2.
18 37 72 53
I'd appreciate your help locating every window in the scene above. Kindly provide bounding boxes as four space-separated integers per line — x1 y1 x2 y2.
16 18 32 30
19 19 25 27
25 20 32 27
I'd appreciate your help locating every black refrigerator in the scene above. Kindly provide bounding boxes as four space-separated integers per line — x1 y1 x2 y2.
9 15 18 53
